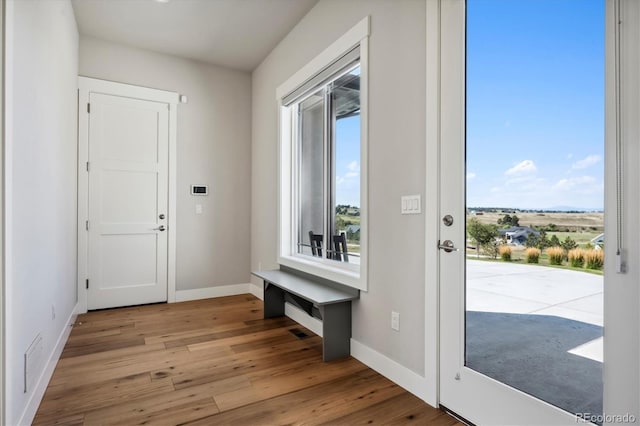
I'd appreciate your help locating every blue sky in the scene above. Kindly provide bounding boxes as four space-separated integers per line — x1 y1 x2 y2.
467 0 605 210
335 114 361 207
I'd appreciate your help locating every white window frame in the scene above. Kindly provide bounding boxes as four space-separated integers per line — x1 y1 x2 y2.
276 17 369 291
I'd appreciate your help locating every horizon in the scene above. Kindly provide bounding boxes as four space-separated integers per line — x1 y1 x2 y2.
467 206 604 213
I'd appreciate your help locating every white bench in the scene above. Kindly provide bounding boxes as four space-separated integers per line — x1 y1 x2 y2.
252 269 359 361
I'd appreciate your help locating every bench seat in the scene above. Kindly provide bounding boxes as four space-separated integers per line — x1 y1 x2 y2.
252 269 359 361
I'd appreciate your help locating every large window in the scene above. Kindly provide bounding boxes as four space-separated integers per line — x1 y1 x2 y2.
277 18 368 290
296 61 361 262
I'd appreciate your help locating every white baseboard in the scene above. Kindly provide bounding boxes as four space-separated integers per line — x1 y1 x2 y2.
350 338 435 406
249 283 263 300
19 304 79 426
174 283 251 302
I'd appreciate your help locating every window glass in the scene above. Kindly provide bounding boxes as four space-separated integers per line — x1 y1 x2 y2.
294 61 360 264
332 67 361 261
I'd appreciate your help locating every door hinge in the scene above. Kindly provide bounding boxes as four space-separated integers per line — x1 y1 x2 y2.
85 220 89 231
86 161 90 172
86 279 89 289
87 103 90 114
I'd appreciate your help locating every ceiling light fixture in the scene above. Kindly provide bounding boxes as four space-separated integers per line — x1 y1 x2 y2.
154 0 170 3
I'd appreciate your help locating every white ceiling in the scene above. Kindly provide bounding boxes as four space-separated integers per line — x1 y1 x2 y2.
71 0 318 71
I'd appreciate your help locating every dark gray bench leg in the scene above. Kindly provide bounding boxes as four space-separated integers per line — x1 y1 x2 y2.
263 282 285 318
319 301 352 361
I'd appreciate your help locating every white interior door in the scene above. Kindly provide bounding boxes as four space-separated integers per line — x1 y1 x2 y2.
86 91 170 310
437 1 621 424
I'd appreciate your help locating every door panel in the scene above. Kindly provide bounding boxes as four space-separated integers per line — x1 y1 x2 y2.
99 234 158 289
98 105 160 163
100 169 158 223
87 93 169 310
438 1 605 424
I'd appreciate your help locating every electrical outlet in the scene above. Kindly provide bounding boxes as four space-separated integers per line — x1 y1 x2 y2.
391 311 400 331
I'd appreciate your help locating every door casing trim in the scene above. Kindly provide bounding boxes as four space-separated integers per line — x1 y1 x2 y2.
76 76 179 313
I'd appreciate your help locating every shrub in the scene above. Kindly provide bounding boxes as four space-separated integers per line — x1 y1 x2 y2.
585 249 604 270
561 236 578 252
482 240 500 259
468 218 499 258
525 247 541 263
537 232 551 250
497 214 520 227
499 245 512 261
567 248 585 268
547 246 565 265
525 231 550 250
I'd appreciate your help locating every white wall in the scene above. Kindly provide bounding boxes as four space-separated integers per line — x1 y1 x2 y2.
6 0 79 423
79 37 252 291
252 0 427 375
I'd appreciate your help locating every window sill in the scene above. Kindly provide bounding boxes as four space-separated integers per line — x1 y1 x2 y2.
278 254 364 291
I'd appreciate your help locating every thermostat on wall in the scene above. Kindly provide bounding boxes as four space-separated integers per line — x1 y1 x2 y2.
191 185 208 195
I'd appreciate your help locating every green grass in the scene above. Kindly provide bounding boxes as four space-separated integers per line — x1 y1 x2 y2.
546 231 600 247
336 213 360 226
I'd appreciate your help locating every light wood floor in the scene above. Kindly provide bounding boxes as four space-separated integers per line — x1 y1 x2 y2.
34 294 461 425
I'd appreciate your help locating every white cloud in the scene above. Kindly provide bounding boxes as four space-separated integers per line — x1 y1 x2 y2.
467 172 476 180
345 161 360 178
553 176 597 191
505 160 537 176
336 161 360 185
571 154 601 170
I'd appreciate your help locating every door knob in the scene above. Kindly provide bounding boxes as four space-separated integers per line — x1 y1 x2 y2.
438 240 459 253
153 225 166 232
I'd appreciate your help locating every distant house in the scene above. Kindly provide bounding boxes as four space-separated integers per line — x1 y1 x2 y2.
345 224 360 234
591 233 604 249
499 226 540 246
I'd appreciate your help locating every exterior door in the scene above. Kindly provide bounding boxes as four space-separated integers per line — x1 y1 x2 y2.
437 1 618 424
79 78 177 310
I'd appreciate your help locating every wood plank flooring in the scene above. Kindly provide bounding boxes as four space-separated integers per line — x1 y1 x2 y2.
34 294 461 425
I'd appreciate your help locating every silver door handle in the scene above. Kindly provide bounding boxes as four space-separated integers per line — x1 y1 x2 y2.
153 225 166 231
438 240 459 252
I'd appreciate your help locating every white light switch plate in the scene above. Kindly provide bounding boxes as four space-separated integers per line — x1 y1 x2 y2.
391 311 400 331
401 195 421 214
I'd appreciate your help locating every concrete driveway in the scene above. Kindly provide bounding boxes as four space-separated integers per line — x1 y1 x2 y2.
467 260 603 361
